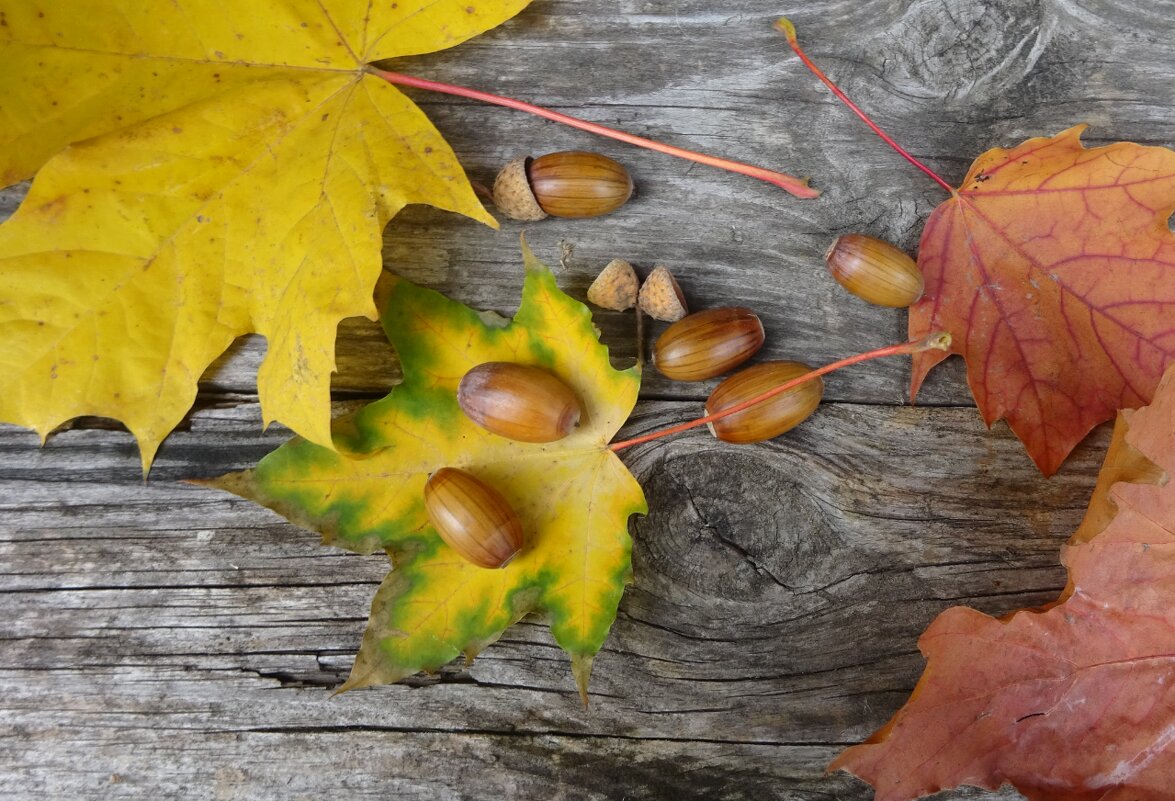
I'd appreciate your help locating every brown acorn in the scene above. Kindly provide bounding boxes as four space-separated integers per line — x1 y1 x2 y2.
458 362 584 443
653 307 765 381
492 151 634 220
424 467 524 569
705 361 822 443
824 234 924 307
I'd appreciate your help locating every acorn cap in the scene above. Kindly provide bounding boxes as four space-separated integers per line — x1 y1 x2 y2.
492 156 548 221
586 259 639 311
638 265 688 322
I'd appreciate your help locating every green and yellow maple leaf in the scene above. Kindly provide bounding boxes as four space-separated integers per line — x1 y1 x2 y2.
0 0 530 471
209 243 646 696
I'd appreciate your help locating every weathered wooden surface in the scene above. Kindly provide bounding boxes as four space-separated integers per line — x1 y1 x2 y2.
2 1 1173 799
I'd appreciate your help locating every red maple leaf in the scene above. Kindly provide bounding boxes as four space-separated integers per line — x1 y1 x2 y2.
908 126 1175 476
831 365 1175 801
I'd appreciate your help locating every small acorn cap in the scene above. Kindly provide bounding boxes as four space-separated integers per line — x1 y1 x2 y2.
587 259 639 311
492 156 548 221
638 265 688 322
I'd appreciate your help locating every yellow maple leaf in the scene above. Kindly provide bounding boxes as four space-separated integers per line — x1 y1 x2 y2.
0 0 530 471
210 242 646 698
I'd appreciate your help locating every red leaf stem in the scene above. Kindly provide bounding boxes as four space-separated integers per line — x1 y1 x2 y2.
609 332 951 452
367 67 820 199
774 18 954 195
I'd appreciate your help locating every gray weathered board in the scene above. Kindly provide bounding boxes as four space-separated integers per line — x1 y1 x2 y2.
1 1 1171 799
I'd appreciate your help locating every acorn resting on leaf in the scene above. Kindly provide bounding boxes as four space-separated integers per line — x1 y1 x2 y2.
705 361 823 443
825 233 924 308
424 467 525 569
458 362 584 443
492 151 634 220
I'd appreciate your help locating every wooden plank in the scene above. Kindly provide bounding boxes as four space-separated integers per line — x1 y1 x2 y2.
0 400 1105 799
0 724 1025 801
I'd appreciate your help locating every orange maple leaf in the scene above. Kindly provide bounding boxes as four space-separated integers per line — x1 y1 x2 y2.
909 126 1175 476
831 364 1175 801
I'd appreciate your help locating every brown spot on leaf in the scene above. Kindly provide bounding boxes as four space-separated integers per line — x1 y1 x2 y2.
39 194 68 221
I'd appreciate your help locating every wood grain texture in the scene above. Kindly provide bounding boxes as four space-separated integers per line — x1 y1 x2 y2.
3 0 1173 798
2 402 1100 800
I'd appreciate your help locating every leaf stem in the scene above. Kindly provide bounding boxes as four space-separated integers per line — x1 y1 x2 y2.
609 332 951 452
367 67 820 199
774 18 954 195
